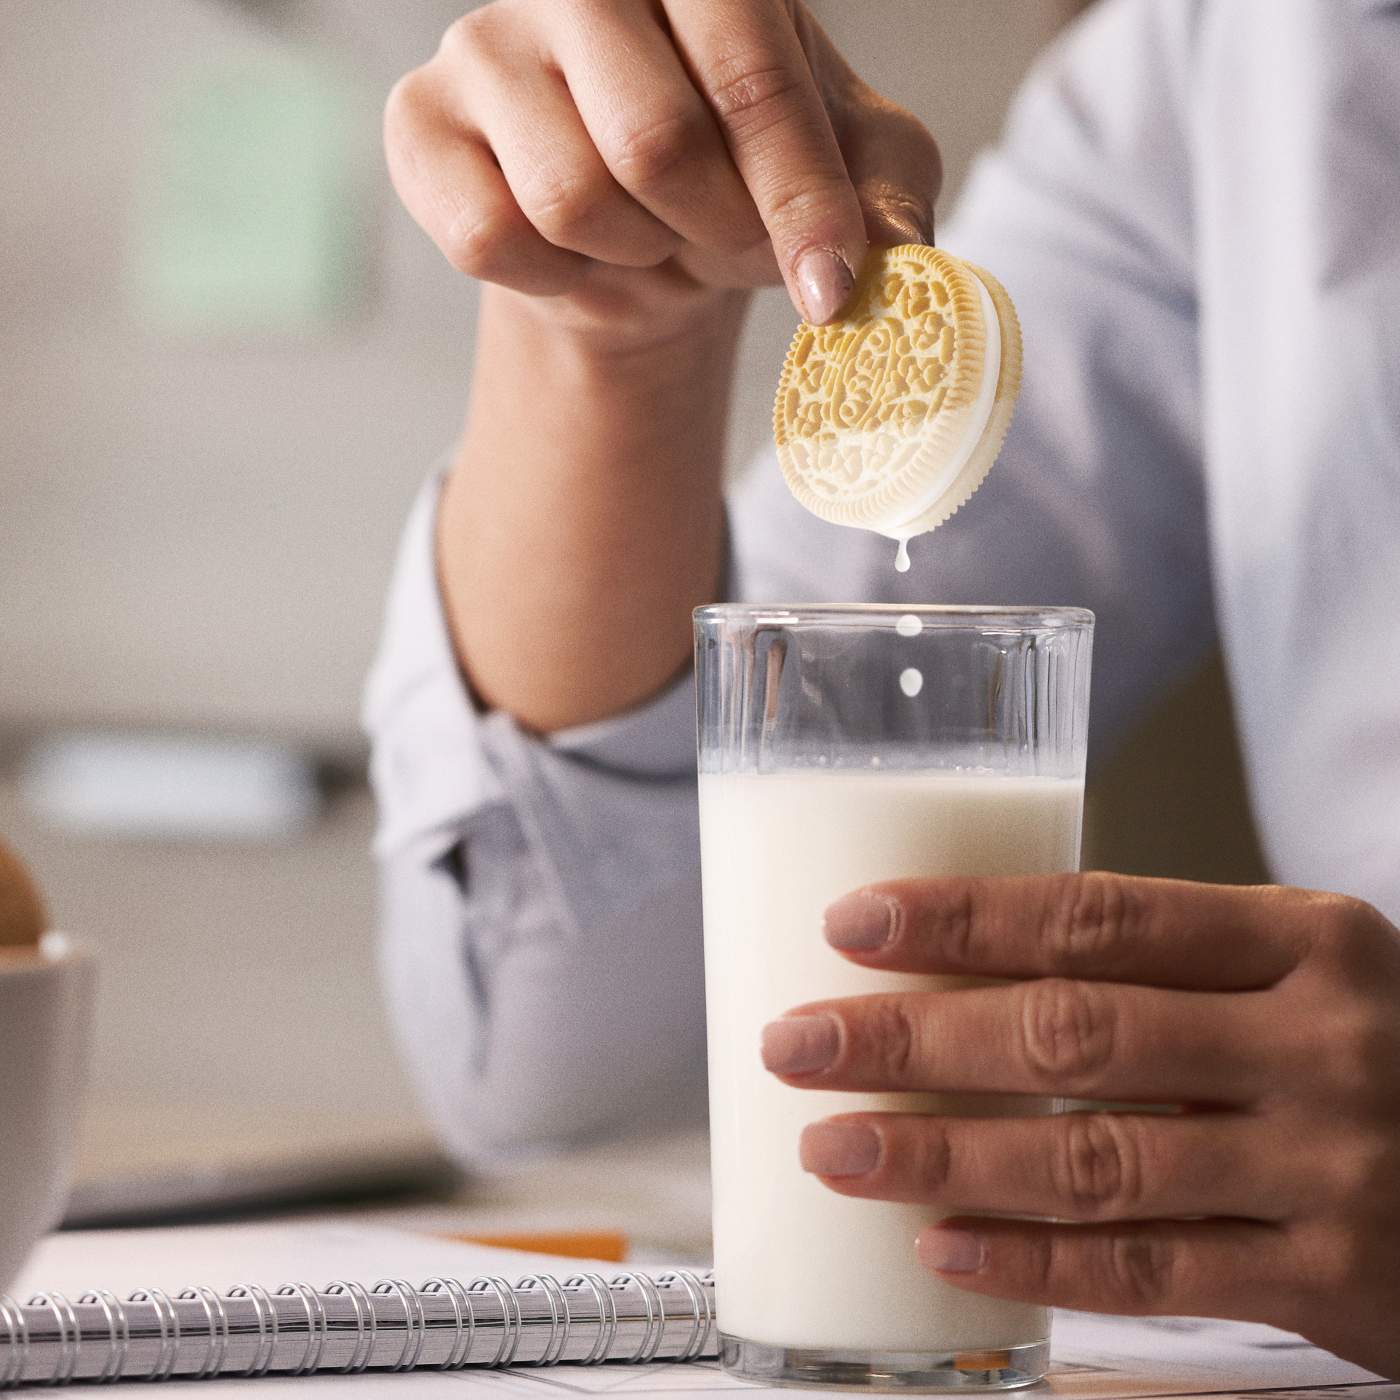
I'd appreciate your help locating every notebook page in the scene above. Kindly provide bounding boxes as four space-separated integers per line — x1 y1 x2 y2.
17 1220 573 1299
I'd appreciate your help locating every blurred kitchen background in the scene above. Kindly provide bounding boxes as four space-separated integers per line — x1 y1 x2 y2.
0 0 1266 1235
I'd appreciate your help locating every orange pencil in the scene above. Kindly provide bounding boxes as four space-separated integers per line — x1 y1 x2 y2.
442 1231 629 1263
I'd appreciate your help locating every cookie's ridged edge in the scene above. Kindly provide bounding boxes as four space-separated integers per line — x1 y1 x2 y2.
894 259 1023 535
775 246 989 530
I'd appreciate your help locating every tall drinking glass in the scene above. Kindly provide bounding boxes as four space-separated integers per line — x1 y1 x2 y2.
694 605 1094 1391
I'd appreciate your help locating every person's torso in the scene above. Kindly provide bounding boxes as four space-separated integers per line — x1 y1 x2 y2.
1195 0 1400 907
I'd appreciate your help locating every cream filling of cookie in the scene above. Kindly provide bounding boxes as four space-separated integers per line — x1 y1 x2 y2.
878 269 1002 566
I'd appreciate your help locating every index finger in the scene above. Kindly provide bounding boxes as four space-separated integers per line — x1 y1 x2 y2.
823 873 1313 990
663 0 866 322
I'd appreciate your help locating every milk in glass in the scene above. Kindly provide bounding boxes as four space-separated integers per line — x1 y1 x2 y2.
700 768 1083 1353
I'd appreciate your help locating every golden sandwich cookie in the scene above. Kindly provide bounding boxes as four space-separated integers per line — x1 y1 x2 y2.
774 245 1022 546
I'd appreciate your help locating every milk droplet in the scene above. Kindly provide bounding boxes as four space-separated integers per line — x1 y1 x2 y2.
894 538 911 573
895 613 923 638
899 667 924 698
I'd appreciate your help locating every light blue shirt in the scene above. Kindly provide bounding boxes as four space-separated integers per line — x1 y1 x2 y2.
364 0 1400 1166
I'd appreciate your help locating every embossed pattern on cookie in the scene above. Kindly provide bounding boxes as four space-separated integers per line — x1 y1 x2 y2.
774 245 1022 550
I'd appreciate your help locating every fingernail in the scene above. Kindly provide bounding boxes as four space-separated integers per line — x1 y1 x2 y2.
800 1121 880 1176
917 1226 985 1274
824 892 898 951
795 248 855 325
761 1014 839 1075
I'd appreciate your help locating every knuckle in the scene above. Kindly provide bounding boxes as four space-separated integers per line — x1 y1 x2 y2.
602 110 699 190
705 57 807 136
1312 1223 1372 1298
1261 1228 1336 1336
1018 978 1116 1093
1312 891 1389 970
1104 1232 1177 1311
1054 1114 1145 1221
439 5 503 60
761 171 855 230
1323 1005 1400 1103
924 881 979 968
441 206 511 279
1045 873 1140 972
520 173 609 242
383 71 439 181
1330 1132 1400 1205
384 68 430 134
906 1120 954 1197
866 1000 920 1084
1021 1231 1060 1295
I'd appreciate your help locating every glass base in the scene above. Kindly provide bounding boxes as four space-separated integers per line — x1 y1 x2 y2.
719 1333 1049 1391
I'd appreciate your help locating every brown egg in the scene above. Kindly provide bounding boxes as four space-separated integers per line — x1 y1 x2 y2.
0 837 46 947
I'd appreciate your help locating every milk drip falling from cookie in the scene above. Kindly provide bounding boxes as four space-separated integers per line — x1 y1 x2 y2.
774 245 1023 572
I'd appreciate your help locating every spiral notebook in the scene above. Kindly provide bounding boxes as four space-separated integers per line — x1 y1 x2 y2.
3 1224 715 1388
6 1222 1389 1397
0 1270 714 1385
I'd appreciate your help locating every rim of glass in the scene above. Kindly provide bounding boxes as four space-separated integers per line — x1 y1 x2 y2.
694 603 1094 630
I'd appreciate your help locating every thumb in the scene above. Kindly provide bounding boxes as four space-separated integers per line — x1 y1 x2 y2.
793 9 942 250
842 96 943 249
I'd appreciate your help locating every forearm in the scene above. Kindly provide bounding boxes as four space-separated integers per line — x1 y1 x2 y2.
438 285 748 733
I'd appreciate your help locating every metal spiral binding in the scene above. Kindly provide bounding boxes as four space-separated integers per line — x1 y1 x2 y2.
323 1281 376 1374
275 1286 326 1376
419 1278 474 1370
176 1289 227 1381
371 1281 426 1373
515 1276 570 1367
125 1291 179 1383
470 1278 521 1368
28 1294 80 1386
76 1293 126 1385
1 1295 29 1389
657 1270 711 1362
226 1285 277 1378
611 1272 665 1365
563 1274 617 1365
0 1269 716 1386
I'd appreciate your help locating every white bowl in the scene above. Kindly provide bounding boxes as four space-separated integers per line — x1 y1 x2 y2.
0 932 96 1292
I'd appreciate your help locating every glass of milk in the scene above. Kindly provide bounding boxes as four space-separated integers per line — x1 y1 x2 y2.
694 604 1094 1391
